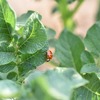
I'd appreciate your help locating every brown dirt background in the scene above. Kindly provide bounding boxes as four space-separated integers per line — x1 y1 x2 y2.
7 0 99 70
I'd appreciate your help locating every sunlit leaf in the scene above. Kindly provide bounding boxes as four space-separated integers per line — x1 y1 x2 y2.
0 0 15 44
18 12 47 54
17 10 42 26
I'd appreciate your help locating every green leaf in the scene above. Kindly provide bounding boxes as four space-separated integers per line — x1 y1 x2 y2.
72 74 100 99
60 68 88 87
25 68 88 100
18 43 48 76
44 68 88 100
21 77 55 100
18 12 47 54
25 70 43 84
81 51 95 65
17 10 42 26
0 62 18 80
7 72 18 80
0 80 20 98
0 62 15 73
0 0 15 28
84 73 100 95
71 86 100 100
84 22 100 56
81 63 100 74
0 0 15 44
0 52 15 65
55 29 84 72
0 43 15 52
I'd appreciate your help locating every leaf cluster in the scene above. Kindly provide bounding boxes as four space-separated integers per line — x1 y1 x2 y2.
0 0 100 100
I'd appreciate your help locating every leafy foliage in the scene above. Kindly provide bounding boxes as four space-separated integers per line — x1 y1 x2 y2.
0 0 48 91
0 0 15 46
71 86 100 100
0 0 100 100
55 29 84 72
0 80 20 98
84 22 100 56
17 10 42 25
21 68 87 100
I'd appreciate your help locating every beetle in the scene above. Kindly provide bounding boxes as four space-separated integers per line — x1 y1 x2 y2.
46 50 53 62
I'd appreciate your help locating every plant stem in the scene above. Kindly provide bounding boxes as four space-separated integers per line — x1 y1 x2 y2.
71 0 84 16
57 0 84 30
58 0 70 26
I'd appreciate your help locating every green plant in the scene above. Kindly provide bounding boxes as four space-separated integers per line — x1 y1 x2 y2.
0 0 100 100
